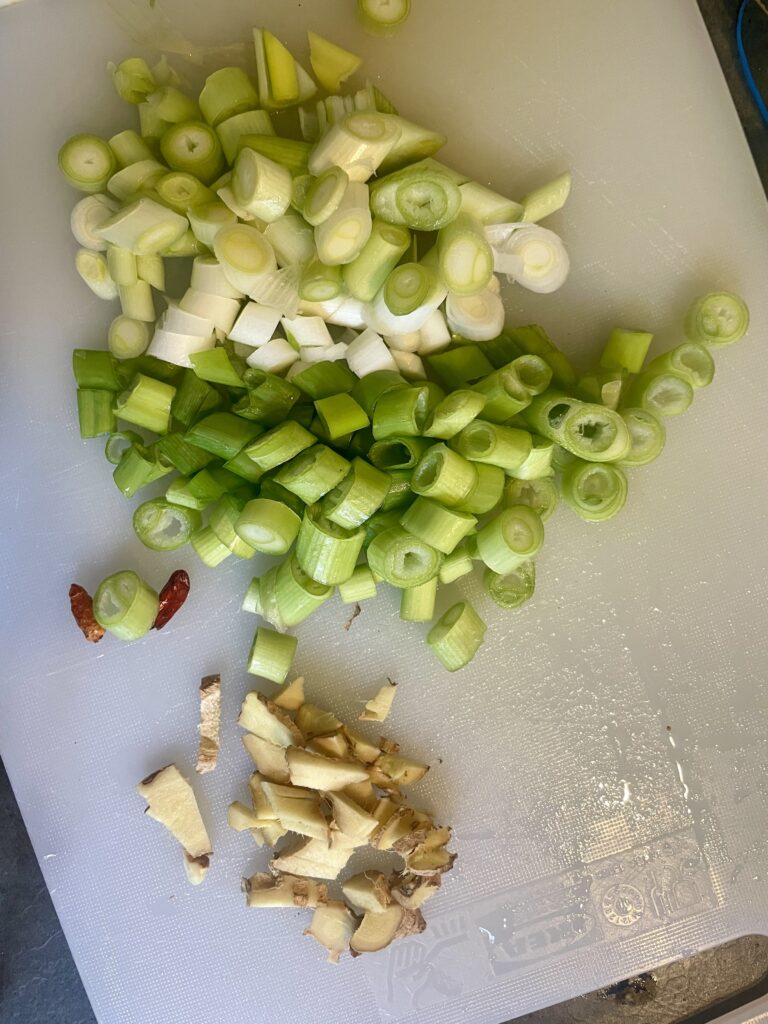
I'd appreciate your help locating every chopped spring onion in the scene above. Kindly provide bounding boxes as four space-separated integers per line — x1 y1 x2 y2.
446 289 506 342
372 385 430 439
411 443 477 507
474 505 544 572
292 360 356 400
472 363 538 423
59 134 117 193
186 412 263 459
71 194 118 251
213 223 277 293
154 171 215 213
113 443 172 497
576 368 626 410
503 476 559 522
455 462 505 514
138 100 167 142
246 337 299 373
119 280 155 322
233 147 293 222
154 433 214 475
350 368 406 414
253 557 333 627
254 28 316 111
561 460 628 522
427 601 486 672
507 434 556 480
229 302 281 346
315 393 370 438
400 576 438 621
438 215 494 295
96 197 188 256
117 373 175 434
400 497 476 555
303 167 349 227
132 498 201 551
243 420 316 470
366 525 442 588
265 214 316 268
488 223 570 293
296 507 365 585
106 246 137 287
147 327 214 368
424 389 487 439
357 0 411 36
308 32 362 93
159 229 208 258
438 545 475 584
109 57 156 104
338 564 378 604
188 201 238 248
646 341 715 389
237 135 312 177
505 324 577 389
108 315 150 358
459 181 523 225
380 467 412 510
104 430 143 465
235 498 301 554
282 314 333 350
107 159 165 201
484 562 536 610
346 328 398 377
274 444 350 503
247 627 297 683
309 113 402 182
378 118 447 174
684 291 750 347
146 85 199 124
620 408 666 467
453 420 533 472
217 109 275 164
344 219 415 301
623 371 694 418
108 129 154 168
315 181 373 266
427 346 494 388
75 249 118 300
77 389 116 437
191 526 232 567
520 171 572 223
93 570 159 641
524 394 630 462
321 457 390 528
370 164 462 231
136 254 165 290
160 121 225 184
199 67 259 127
384 262 443 318
600 327 654 375
178 289 239 334
171 369 220 428
300 259 344 303
209 495 256 559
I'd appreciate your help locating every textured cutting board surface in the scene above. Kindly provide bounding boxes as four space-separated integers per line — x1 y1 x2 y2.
2 2 768 1022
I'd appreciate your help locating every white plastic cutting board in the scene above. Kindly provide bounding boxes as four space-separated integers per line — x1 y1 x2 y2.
2 1 768 1022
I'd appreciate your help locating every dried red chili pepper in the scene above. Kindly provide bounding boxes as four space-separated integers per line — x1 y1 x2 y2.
68 584 105 643
153 569 191 630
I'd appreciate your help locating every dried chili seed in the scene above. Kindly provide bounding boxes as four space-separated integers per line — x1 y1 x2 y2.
153 569 191 630
68 584 105 643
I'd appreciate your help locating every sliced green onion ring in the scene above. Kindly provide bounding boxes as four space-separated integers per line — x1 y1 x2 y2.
133 498 202 551
93 570 159 640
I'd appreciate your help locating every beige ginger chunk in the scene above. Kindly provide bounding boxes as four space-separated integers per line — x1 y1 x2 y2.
359 681 397 722
241 733 290 783
249 773 287 846
390 872 441 910
343 779 378 813
261 781 328 840
243 871 328 909
350 905 426 953
238 692 303 747
195 674 221 774
343 726 381 765
295 703 342 739
227 801 277 832
327 792 378 844
369 752 429 790
137 765 212 881
342 871 392 914
306 730 350 759
272 676 305 711
305 901 357 964
271 833 356 880
286 747 369 791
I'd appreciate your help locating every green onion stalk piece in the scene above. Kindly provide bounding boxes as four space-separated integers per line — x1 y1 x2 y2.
235 498 301 555
160 121 226 184
437 215 494 296
309 112 402 182
427 347 494 389
411 443 477 507
233 147 293 223
372 385 431 439
243 420 316 471
338 564 378 604
104 430 143 466
504 325 576 389
108 129 155 168
132 498 201 551
191 526 232 567
315 393 370 439
646 342 715 389
622 371 694 418
520 171 572 223
350 369 408 416
77 389 115 437
524 394 630 462
427 601 486 672
59 134 117 193
357 0 411 36
315 181 373 266
117 373 175 434
216 109 275 164
209 495 256 559
199 66 259 127
452 420 533 473
93 570 159 640
684 291 749 347
484 561 536 610
295 506 365 585
619 408 666 467
400 576 438 622
367 435 431 471
599 328 654 374
455 463 505 515
399 497 476 555
366 525 443 588
237 135 312 177
561 460 628 522
379 468 413 511
113 444 173 497
423 390 487 439
342 219 411 301
507 435 556 480
247 626 297 682
503 476 559 522
274 444 350 504
308 31 362 93
109 57 156 103
474 506 544 573
370 164 462 231
321 456 390 528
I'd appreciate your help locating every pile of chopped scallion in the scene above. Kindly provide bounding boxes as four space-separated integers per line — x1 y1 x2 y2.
61 21 751 676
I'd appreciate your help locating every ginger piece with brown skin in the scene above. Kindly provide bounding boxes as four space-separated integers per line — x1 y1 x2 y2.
195 674 221 774
350 905 426 953
369 752 430 790
342 871 392 914
243 871 328 909
136 765 212 881
343 778 378 812
183 852 210 886
238 692 303 747
295 703 342 739
305 902 357 964
272 676 305 711
390 872 441 910
359 680 397 722
343 726 381 765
